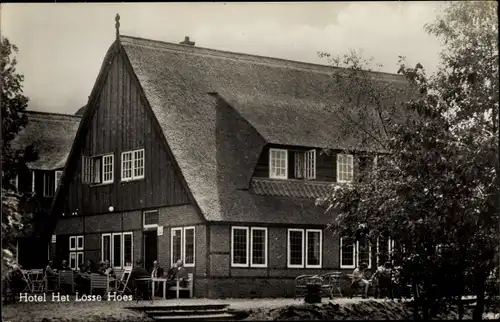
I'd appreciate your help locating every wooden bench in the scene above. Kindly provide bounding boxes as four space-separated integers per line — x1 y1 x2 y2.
169 273 193 298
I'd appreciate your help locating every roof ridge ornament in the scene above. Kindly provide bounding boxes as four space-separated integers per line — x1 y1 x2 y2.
115 13 120 38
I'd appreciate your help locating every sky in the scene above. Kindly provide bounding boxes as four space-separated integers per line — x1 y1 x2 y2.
1 2 445 115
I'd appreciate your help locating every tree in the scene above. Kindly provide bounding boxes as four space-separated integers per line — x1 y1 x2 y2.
320 1 498 319
1 37 37 279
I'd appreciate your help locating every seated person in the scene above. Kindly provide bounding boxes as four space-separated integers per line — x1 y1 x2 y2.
351 263 370 298
75 263 91 294
104 260 116 278
130 260 150 300
150 260 164 297
372 261 393 298
166 260 189 297
60 260 71 271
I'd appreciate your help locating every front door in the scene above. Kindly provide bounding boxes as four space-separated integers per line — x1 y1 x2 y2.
143 229 158 272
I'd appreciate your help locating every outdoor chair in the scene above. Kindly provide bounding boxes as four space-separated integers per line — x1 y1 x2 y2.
90 273 109 296
294 275 322 300
320 272 343 298
168 273 194 298
134 279 152 302
58 270 75 294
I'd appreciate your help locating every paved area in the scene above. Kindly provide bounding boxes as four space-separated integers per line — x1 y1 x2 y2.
131 297 391 310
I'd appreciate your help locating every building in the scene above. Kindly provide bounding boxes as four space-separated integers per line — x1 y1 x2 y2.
44 19 408 298
10 111 81 269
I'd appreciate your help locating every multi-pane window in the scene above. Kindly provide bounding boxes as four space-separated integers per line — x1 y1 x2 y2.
231 226 268 268
82 154 114 185
294 150 316 179
102 232 133 269
250 228 267 267
43 172 56 197
69 235 84 270
377 237 394 265
171 227 195 267
121 149 145 181
55 171 63 190
337 154 354 182
269 149 288 179
143 210 159 228
340 237 372 269
287 229 322 268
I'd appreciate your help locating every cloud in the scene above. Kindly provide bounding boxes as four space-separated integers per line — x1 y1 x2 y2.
1 2 444 114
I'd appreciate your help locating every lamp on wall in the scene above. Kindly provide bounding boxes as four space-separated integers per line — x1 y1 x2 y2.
109 206 114 212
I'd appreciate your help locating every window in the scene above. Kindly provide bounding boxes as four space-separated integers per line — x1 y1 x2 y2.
31 170 35 193
43 172 55 197
102 232 133 269
231 226 268 268
340 237 372 269
294 150 316 179
171 227 196 267
55 171 63 191
337 154 354 183
376 236 394 265
287 229 322 268
269 149 288 179
9 175 18 190
69 235 84 270
102 234 111 262
82 154 114 185
143 210 159 228
250 228 267 267
121 149 145 181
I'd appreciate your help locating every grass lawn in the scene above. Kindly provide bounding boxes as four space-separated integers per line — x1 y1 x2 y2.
1 298 152 322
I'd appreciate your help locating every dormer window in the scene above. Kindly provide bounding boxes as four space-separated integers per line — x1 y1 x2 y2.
294 150 316 179
82 153 114 185
337 154 353 183
269 149 288 179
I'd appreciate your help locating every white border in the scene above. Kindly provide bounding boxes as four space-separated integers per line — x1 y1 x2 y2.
336 154 354 183
269 148 288 179
171 227 183 266
231 226 249 267
340 237 356 269
250 227 268 268
305 229 322 268
183 226 196 267
287 228 305 268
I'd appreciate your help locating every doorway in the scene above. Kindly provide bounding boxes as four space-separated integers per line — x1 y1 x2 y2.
143 229 158 272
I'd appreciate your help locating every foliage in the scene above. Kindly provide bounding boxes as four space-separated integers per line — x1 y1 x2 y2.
1 37 37 279
319 1 498 320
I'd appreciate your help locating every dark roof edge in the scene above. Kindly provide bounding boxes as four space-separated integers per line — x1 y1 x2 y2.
120 35 407 84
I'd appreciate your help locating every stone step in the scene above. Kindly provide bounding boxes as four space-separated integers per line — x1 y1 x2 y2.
151 313 236 321
127 304 230 311
146 309 228 316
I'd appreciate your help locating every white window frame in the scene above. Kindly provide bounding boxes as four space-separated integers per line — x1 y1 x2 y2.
77 252 84 269
171 227 183 267
356 240 372 269
340 237 356 269
121 149 145 182
287 229 305 268
294 150 316 179
101 233 111 263
231 226 250 267
55 170 63 191
305 229 322 268
69 235 84 270
102 154 114 184
250 227 268 268
183 226 196 267
336 154 354 183
287 229 322 268
69 236 77 251
143 210 159 229
269 148 288 179
69 252 77 270
31 170 35 193
43 171 55 197
376 237 394 265
110 232 133 269
9 174 18 190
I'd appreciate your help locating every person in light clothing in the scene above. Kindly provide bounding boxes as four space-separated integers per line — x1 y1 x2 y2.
351 263 370 298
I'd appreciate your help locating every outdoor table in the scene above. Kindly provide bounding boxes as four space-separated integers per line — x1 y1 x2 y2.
136 277 168 301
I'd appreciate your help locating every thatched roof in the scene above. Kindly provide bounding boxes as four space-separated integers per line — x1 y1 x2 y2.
118 35 407 225
12 111 81 170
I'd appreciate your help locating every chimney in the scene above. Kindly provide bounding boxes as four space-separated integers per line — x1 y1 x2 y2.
179 36 195 46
